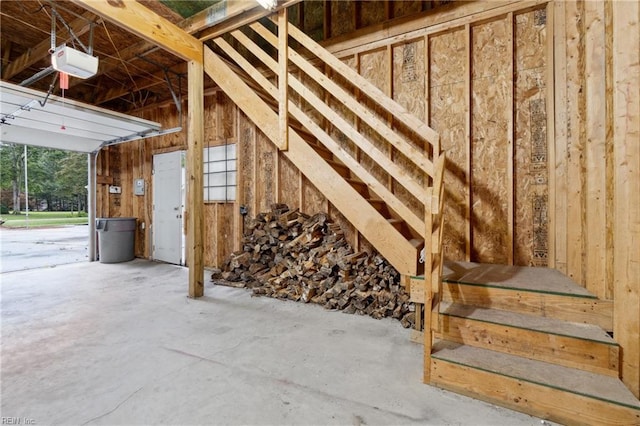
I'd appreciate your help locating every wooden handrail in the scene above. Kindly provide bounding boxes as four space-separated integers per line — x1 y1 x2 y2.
250 22 435 178
231 27 428 205
214 35 425 234
282 19 440 153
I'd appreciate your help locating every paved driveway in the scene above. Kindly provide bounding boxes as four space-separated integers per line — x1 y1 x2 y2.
0 225 89 273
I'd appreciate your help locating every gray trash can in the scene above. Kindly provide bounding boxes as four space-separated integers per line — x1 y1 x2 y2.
96 217 136 263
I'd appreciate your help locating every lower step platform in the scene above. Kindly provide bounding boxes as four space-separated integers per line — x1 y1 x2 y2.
431 342 640 426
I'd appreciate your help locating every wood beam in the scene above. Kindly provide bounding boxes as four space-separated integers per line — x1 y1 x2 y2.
2 11 96 80
71 0 202 63
68 1 278 91
198 0 302 42
187 59 205 298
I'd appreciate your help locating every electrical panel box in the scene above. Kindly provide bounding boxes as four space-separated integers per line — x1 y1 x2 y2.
134 179 145 196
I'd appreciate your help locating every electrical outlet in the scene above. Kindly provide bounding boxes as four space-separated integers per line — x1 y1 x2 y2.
109 185 121 194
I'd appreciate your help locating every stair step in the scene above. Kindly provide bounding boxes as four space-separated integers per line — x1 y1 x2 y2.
387 218 404 231
443 261 594 298
308 143 334 160
418 261 615 331
366 198 386 211
346 179 368 194
441 302 615 344
326 160 351 177
408 238 424 249
439 302 619 376
431 342 640 425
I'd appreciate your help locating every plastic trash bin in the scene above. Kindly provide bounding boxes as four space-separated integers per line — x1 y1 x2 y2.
96 217 136 263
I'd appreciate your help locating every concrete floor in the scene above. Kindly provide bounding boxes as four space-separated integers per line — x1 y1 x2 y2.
1 259 543 425
0 225 88 273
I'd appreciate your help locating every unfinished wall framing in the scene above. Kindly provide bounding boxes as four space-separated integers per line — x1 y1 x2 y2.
95 92 240 267
96 0 639 397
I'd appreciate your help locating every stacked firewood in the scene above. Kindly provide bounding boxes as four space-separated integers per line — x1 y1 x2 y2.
211 204 415 328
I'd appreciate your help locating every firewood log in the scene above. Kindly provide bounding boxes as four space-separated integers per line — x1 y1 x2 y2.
211 204 413 327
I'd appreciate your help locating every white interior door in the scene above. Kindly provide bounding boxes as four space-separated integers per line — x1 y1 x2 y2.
152 151 184 265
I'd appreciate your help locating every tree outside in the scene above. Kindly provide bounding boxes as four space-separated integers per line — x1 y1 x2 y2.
0 143 88 216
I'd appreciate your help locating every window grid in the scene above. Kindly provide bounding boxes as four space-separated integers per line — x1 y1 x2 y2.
204 144 236 202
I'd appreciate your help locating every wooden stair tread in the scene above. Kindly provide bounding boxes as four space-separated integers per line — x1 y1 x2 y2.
408 238 423 248
440 302 616 345
442 261 596 298
432 342 640 410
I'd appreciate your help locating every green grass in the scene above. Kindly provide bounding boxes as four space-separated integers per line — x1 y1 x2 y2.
0 211 88 228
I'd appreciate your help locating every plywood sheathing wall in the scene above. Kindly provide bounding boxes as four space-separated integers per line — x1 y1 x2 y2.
328 3 550 268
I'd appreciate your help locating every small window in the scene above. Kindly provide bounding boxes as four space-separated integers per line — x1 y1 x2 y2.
204 144 236 202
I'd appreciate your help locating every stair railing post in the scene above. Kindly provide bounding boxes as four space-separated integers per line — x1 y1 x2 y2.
278 8 289 151
424 185 435 383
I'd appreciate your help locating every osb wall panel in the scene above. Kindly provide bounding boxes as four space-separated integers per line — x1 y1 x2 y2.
429 28 467 261
325 2 556 269
392 1 423 20
328 60 358 158
327 62 358 157
470 17 511 264
278 154 300 210
359 1 387 29
392 39 425 121
303 0 324 41
256 131 276 213
298 71 325 127
302 175 327 214
392 38 426 219
330 1 355 39
514 9 548 267
328 205 357 250
358 48 391 189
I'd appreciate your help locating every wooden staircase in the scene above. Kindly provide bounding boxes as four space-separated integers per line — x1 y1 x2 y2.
201 12 445 279
410 261 640 425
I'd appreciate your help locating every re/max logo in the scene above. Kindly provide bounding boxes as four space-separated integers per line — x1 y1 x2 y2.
1 418 35 425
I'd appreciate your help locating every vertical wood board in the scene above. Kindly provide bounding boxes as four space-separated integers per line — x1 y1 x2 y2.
584 0 607 298
612 0 640 399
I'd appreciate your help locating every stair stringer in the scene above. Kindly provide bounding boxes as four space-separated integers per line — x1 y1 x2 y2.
203 46 419 276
